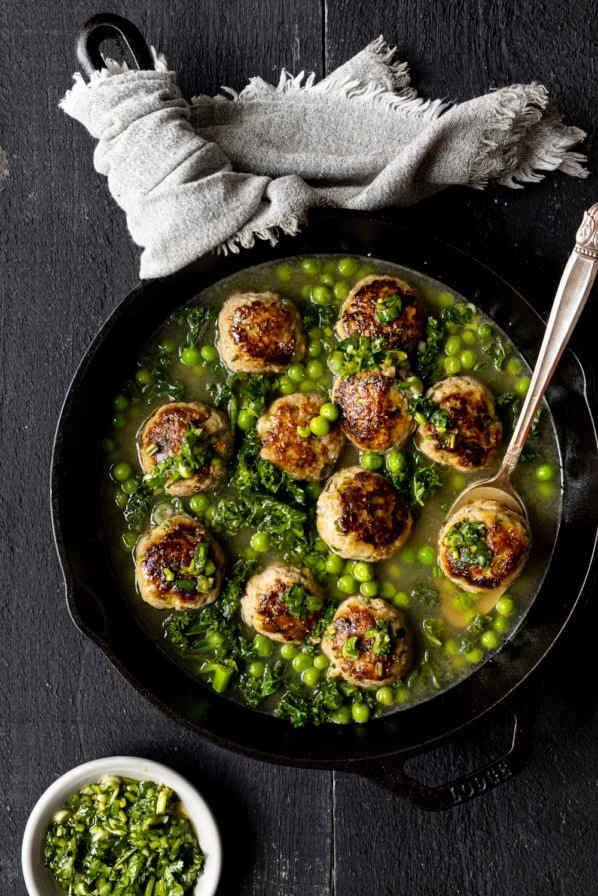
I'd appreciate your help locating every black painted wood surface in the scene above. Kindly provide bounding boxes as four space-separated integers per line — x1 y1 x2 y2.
3 1 598 893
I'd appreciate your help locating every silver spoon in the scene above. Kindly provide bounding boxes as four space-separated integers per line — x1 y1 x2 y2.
449 203 598 521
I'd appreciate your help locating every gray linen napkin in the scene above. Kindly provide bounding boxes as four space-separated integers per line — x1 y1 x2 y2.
60 38 587 279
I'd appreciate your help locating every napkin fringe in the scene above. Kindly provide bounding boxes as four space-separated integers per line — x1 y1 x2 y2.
217 209 309 255
469 83 587 189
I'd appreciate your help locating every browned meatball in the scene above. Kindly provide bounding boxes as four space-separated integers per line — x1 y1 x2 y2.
337 275 427 353
217 292 306 373
438 499 531 593
332 368 415 452
135 515 224 611
415 376 502 471
321 596 414 687
316 466 412 560
240 564 323 643
139 401 232 496
256 393 345 481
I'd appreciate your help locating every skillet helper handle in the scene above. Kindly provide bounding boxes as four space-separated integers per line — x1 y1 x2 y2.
353 677 544 811
76 13 155 83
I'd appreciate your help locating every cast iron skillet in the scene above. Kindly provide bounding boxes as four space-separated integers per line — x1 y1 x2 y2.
52 16 598 810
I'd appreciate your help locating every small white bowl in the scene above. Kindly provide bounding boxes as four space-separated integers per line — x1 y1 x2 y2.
22 756 222 896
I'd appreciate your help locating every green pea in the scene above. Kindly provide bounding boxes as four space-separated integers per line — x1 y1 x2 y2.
305 481 322 500
112 394 129 412
392 591 410 608
254 635 273 657
466 648 483 664
356 264 373 278
478 323 493 339
481 630 500 649
496 596 515 616
351 702 370 723
313 285 332 305
338 574 357 594
380 581 395 599
112 413 127 429
444 356 461 375
248 661 264 678
302 667 321 687
309 326 322 339
399 547 416 564
506 358 521 375
493 616 510 633
515 377 531 396
332 705 352 724
450 473 466 490
101 437 115 454
276 263 293 282
281 644 298 660
121 532 137 551
301 284 313 301
297 425 311 438
386 452 404 473
321 274 335 287
323 260 337 274
306 594 324 612
180 346 201 366
314 541 329 559
536 463 555 482
135 368 153 386
417 545 436 566
338 258 358 277
460 350 476 370
122 478 139 495
237 409 255 431
189 493 209 514
200 344 218 363
292 653 313 673
308 340 323 358
344 560 356 574
438 291 454 308
278 374 295 395
327 351 344 374
204 506 216 524
288 363 306 382
445 335 462 356
443 638 459 656
376 686 394 705
306 360 324 380
115 491 128 510
112 462 132 482
320 402 340 422
251 532 271 553
361 581 379 597
538 482 554 498
159 339 176 352
361 452 383 471
313 654 329 671
299 379 317 393
333 281 349 301
461 330 476 345
325 553 344 575
302 257 320 276
353 561 373 583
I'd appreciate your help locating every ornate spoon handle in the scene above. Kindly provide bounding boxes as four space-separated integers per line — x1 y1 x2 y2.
499 204 598 478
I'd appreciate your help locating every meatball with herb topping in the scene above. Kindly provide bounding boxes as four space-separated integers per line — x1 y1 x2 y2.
337 275 427 353
316 466 412 560
414 376 502 471
332 368 417 453
139 401 233 496
438 499 531 593
218 292 306 373
321 596 414 687
241 563 324 643
135 515 224 610
256 393 345 481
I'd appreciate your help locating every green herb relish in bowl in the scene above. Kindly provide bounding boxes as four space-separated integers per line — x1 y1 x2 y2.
22 757 221 896
100 255 562 727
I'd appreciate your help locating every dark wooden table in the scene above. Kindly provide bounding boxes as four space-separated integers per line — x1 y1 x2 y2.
4 2 598 893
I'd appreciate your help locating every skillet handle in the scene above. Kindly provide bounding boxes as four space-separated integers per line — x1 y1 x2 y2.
352 677 544 811
76 13 155 82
